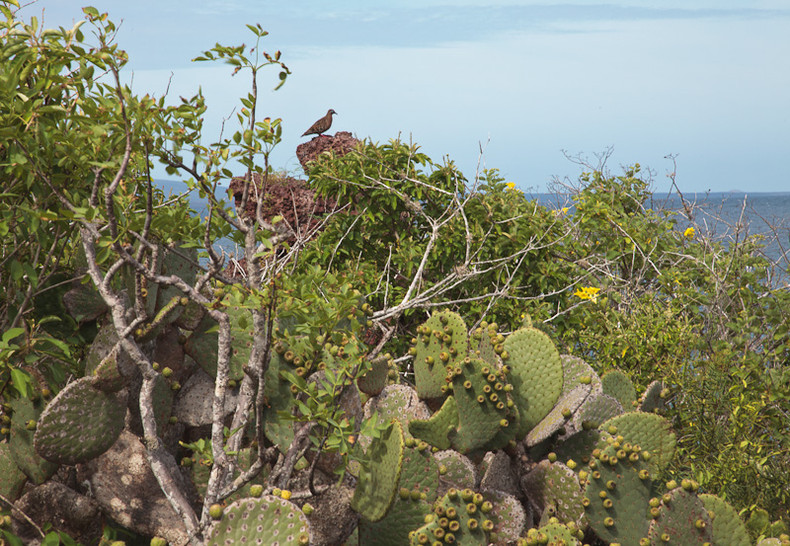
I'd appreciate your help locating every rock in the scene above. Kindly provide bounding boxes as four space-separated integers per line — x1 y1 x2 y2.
11 481 101 545
295 131 359 172
78 430 190 545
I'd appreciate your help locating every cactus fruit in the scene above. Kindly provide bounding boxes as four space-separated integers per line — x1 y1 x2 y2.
601 369 637 409
409 489 491 545
33 376 125 465
351 420 405 522
207 495 310 545
411 310 468 399
502 326 563 438
698 493 752 546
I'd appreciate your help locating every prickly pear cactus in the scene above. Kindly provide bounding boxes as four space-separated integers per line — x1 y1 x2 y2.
450 357 514 453
33 377 125 465
582 441 653 545
647 487 713 545
351 420 405 522
0 442 27 501
699 493 752 546
357 354 391 396
601 369 637 409
639 380 668 413
598 411 676 473
409 395 458 450
521 460 585 527
434 450 477 492
409 488 494 545
411 310 468 399
525 384 590 447
8 397 58 484
523 520 581 545
207 495 310 545
573 392 623 430
501 326 563 438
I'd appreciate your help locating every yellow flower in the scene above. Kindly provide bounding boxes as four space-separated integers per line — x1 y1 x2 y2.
683 227 695 239
505 182 516 190
573 286 601 303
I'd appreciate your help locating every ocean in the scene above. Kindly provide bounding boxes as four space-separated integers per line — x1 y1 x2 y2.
156 180 790 282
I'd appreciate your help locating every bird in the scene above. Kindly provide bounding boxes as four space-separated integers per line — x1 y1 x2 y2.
301 109 337 137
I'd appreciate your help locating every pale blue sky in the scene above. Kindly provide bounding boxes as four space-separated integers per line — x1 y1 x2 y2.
24 1 790 193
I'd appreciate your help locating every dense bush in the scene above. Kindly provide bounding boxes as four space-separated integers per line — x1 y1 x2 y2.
0 3 788 545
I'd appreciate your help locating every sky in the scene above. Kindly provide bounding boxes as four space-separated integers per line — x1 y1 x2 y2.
20 1 790 194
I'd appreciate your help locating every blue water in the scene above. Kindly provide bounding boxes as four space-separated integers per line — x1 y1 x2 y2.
156 180 790 282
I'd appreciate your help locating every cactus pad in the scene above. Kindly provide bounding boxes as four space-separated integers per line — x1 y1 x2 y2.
601 369 637 410
207 495 310 545
409 489 491 545
639 380 668 413
409 395 458 450
412 310 468 399
434 450 477 492
598 411 676 473
583 443 653 545
33 376 126 465
521 460 585 527
526 384 590 447
502 326 563 438
483 489 526 544
8 397 58 484
573 393 623 430
647 487 713 545
0 442 27 501
357 354 391 396
699 493 751 546
351 420 405 522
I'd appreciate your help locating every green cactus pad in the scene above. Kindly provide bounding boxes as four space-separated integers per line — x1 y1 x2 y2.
352 420 405 522
553 429 602 467
33 376 125 465
469 324 503 370
358 496 431 546
699 493 751 546
521 460 585 527
573 393 623 430
409 395 458 450
434 450 477 492
412 310 468 399
526 384 590 447
399 444 440 502
647 487 713 545
364 384 430 441
583 443 653 545
62 280 108 323
155 245 198 317
263 351 297 452
598 411 676 473
639 380 668 413
90 344 129 393
357 354 391 396
0 442 27 501
207 495 310 545
524 521 581 545
8 397 58 484
601 369 637 410
483 489 526 543
560 354 601 394
410 490 491 546
502 326 563 438
184 312 244 382
450 357 513 453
